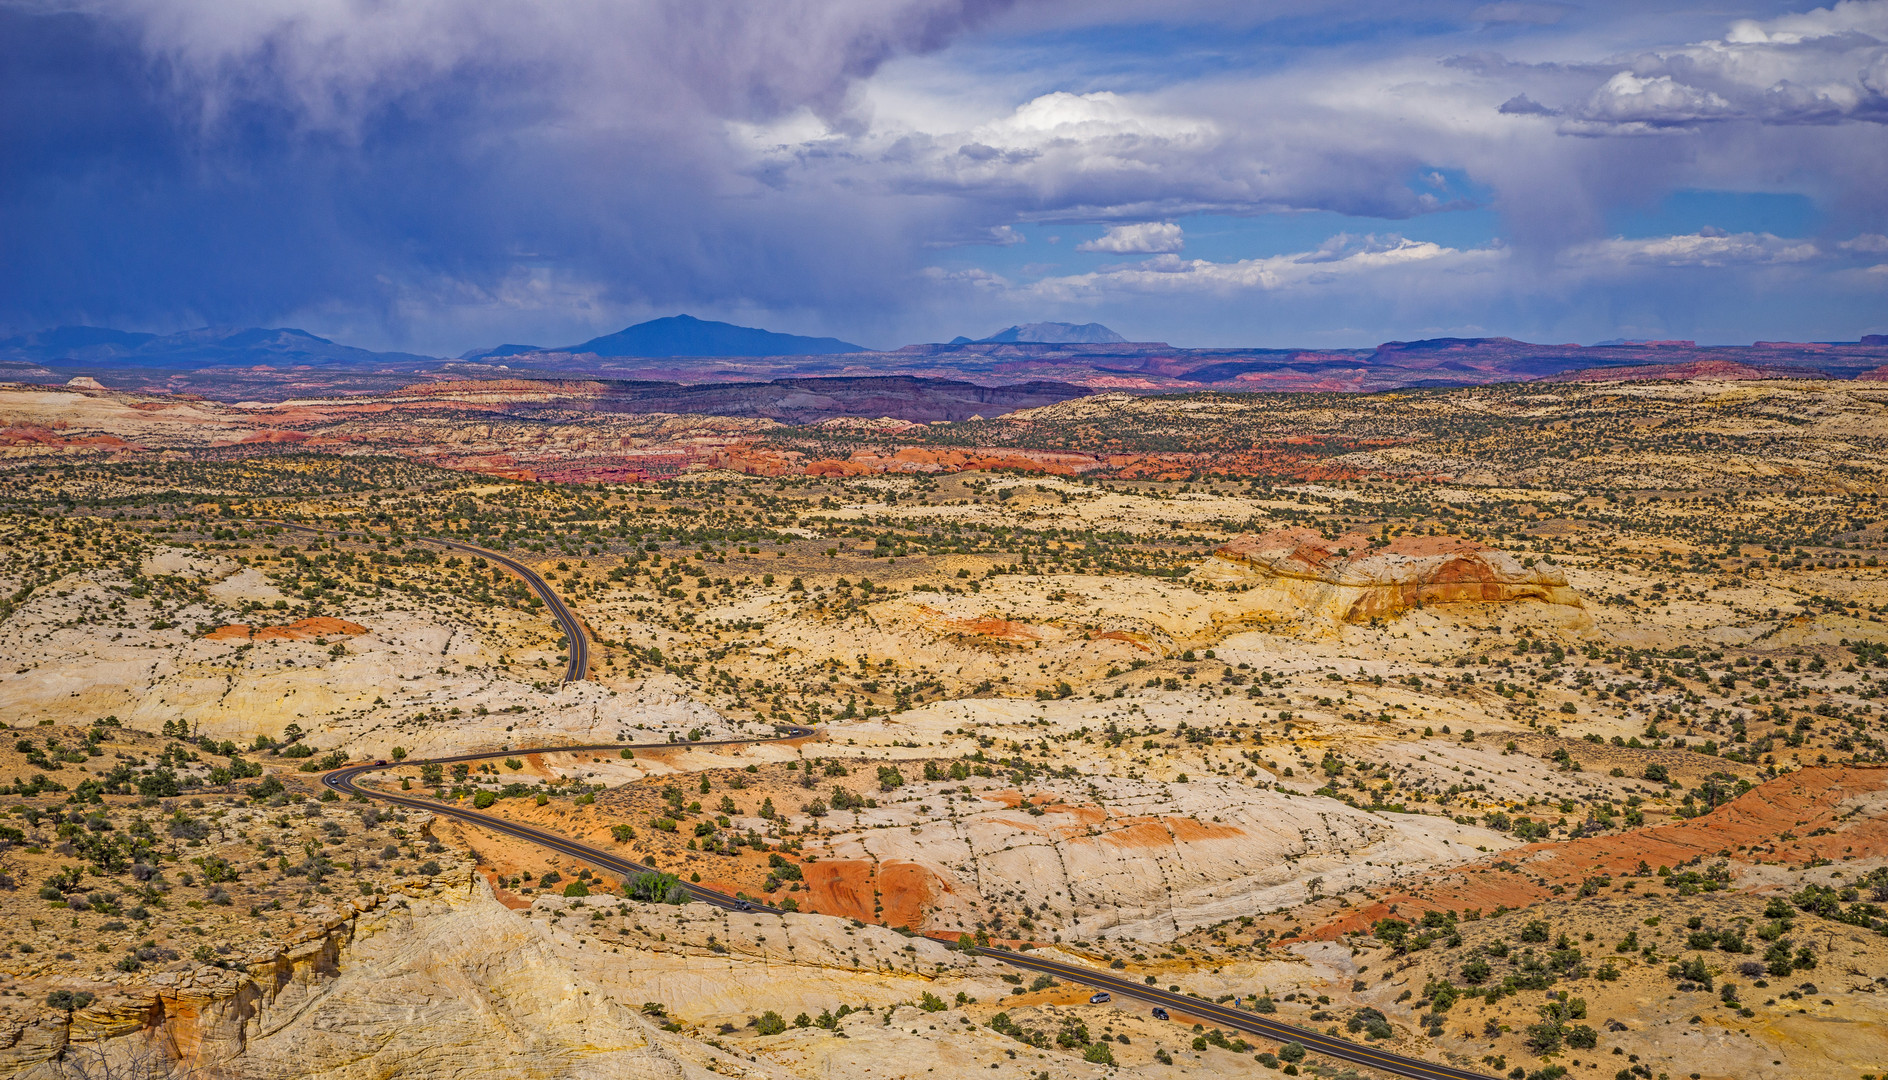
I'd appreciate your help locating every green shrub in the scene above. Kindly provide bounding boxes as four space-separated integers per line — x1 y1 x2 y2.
1524 1021 1561 1054
628 871 689 905
756 1011 786 1036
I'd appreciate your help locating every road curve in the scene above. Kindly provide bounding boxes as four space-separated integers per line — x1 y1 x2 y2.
326 740 1495 1080
249 520 589 682
426 537 590 683
323 733 814 910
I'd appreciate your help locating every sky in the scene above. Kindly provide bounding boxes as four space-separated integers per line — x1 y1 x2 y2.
2 0 1886 353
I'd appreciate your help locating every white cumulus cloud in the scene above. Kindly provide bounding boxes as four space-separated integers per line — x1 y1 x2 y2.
1015 234 1493 301
1573 72 1735 129
1569 230 1822 268
1525 0 1888 131
1077 222 1184 253
1839 232 1888 253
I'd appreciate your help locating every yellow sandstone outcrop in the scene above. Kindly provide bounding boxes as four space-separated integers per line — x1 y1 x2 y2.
1195 527 1582 624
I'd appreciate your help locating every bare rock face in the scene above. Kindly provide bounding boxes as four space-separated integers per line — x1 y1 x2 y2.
1198 527 1582 624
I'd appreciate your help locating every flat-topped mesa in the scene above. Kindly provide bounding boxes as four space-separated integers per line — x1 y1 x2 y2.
1201 526 1581 623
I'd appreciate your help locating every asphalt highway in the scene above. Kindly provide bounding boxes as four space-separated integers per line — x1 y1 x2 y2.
984 948 1498 1080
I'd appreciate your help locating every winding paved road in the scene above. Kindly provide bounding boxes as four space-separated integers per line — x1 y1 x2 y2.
323 734 814 910
269 518 1494 1080
251 521 589 681
425 537 590 682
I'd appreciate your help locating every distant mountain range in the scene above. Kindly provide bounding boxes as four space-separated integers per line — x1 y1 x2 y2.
4 316 1885 403
462 315 865 359
0 325 436 370
950 322 1128 345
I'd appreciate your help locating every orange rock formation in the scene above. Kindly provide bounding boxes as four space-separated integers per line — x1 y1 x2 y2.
204 617 368 641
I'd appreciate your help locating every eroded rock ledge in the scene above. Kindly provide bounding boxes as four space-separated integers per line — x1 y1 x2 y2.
0 873 473 1079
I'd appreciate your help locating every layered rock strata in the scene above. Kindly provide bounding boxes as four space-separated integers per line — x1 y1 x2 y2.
1197 527 1582 624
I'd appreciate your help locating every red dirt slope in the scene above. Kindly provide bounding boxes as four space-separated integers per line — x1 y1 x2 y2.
1295 765 1888 941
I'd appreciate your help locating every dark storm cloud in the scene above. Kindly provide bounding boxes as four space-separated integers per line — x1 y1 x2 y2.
0 0 1018 347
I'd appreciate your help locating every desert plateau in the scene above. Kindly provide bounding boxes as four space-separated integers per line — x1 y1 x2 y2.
0 373 1883 1080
